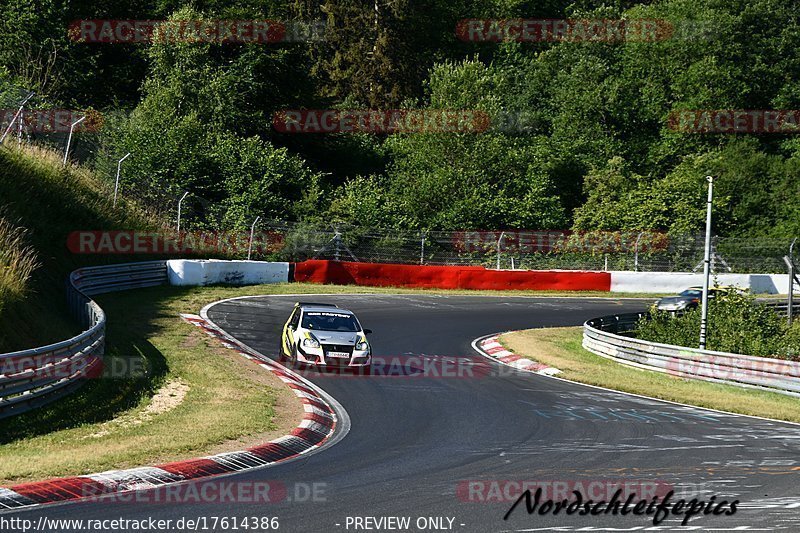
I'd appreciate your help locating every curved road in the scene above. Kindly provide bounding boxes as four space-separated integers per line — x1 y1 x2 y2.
7 294 800 531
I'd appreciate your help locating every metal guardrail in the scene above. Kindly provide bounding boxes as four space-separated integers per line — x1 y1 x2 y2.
0 261 168 419
768 301 800 318
583 309 800 398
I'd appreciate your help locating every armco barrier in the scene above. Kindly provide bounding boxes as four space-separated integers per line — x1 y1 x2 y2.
583 312 800 397
293 260 611 291
0 261 168 419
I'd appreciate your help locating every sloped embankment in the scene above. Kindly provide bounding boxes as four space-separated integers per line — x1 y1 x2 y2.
0 143 157 351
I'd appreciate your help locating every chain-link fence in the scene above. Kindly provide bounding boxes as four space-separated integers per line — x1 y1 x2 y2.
0 89 102 164
232 222 796 274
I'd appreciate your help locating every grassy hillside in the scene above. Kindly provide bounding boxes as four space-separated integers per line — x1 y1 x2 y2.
0 142 159 351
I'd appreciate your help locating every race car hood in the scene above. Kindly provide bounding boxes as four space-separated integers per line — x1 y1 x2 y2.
657 296 689 306
311 331 360 345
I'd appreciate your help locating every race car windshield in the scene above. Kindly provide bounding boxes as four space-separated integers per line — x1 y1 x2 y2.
302 312 359 332
678 290 702 298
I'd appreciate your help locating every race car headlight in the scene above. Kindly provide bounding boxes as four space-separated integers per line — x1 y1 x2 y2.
355 340 369 351
302 338 320 349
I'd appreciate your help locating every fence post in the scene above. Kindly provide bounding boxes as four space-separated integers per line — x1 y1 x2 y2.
334 226 341 261
634 231 643 272
420 231 426 265
17 107 23 144
496 231 505 270
63 115 86 166
0 107 23 144
0 92 34 144
176 191 189 233
247 216 261 260
113 152 132 207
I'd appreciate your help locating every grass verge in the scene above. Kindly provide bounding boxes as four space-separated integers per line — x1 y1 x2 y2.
0 284 307 484
500 327 800 423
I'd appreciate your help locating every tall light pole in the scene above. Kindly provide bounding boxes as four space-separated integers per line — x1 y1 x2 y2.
784 255 795 327
699 176 714 350
786 237 798 327
63 115 86 166
113 152 132 207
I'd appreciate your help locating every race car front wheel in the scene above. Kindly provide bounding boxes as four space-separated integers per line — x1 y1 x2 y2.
288 343 301 369
278 340 287 361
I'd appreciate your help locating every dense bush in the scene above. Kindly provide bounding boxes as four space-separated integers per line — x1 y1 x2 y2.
637 290 800 360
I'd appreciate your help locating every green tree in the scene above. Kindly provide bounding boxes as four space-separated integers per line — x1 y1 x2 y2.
99 7 323 228
378 59 567 229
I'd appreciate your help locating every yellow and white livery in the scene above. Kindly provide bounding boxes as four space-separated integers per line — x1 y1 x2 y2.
280 302 372 368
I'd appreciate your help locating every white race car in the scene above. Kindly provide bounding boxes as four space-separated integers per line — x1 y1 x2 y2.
280 302 372 369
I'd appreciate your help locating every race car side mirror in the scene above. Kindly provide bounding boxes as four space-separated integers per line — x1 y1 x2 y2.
363 329 372 335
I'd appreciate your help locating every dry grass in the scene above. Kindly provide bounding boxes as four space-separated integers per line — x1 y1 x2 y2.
0 215 39 317
501 327 800 423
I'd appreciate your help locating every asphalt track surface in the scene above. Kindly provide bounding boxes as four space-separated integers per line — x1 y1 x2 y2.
6 294 800 532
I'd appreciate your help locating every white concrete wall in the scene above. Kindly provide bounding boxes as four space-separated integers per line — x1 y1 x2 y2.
167 260 289 286
750 274 792 294
610 271 794 294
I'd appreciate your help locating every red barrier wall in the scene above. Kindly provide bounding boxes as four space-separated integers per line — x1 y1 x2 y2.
293 260 611 291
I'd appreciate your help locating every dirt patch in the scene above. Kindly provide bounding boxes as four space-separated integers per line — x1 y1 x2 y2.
205 350 306 455
85 378 190 439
